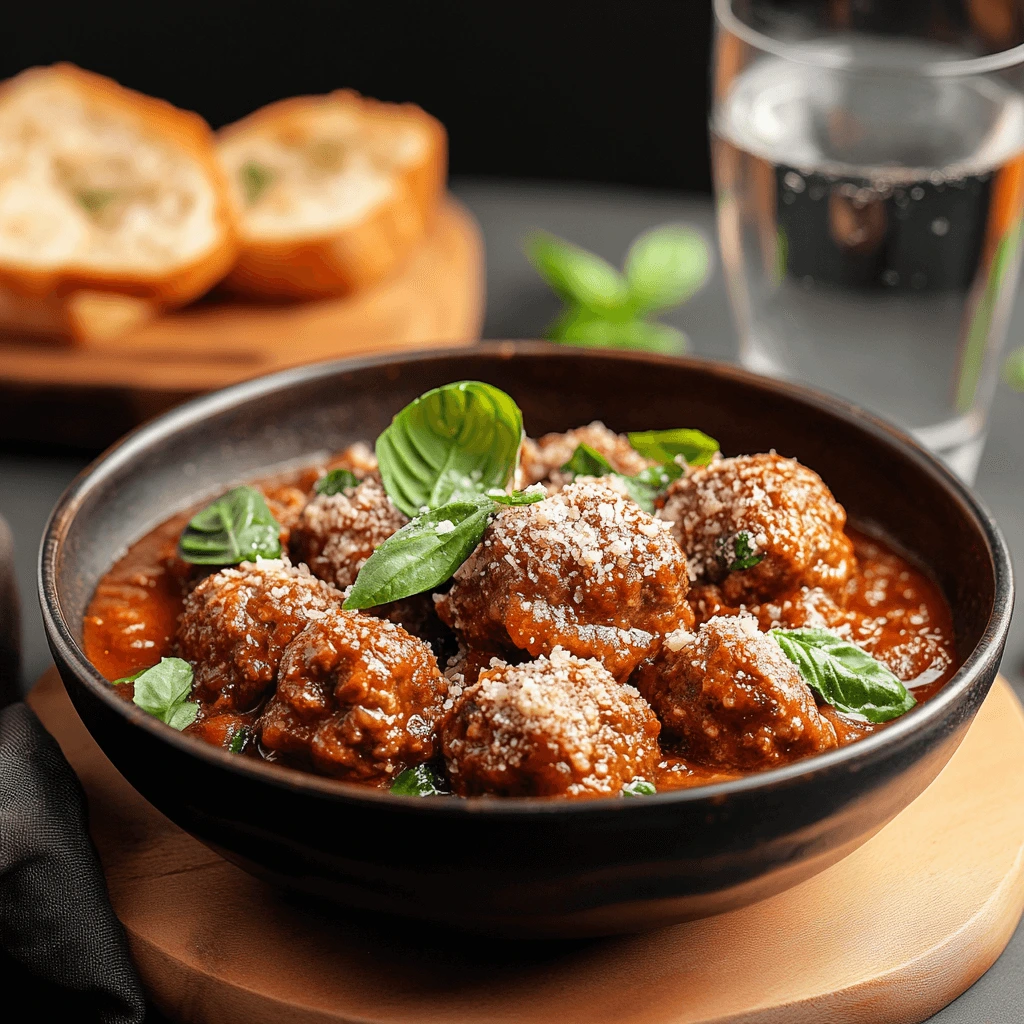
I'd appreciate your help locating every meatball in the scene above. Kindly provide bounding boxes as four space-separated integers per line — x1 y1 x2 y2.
518 421 653 491
634 614 837 770
659 453 854 604
688 582 848 632
257 609 448 780
442 648 661 798
289 475 407 589
177 558 342 711
436 479 693 681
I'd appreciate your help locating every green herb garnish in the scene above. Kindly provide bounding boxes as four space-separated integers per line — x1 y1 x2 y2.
527 224 709 354
178 486 282 566
375 381 524 518
771 628 916 723
114 657 198 730
315 468 360 496
558 443 681 514
627 428 720 467
227 725 251 754
722 531 765 572
390 764 448 796
240 160 275 205
622 779 657 797
76 188 119 215
344 488 542 610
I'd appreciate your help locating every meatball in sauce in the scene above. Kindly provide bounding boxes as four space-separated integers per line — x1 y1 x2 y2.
82 423 959 800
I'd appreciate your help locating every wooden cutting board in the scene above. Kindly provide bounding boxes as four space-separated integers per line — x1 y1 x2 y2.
0 198 482 447
29 668 1024 1024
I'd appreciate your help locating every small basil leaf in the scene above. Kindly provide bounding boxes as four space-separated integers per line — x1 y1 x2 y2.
622 779 657 797
376 381 524 518
627 428 720 466
526 231 632 314
178 486 282 565
487 489 546 506
390 764 448 796
771 627 917 724
548 308 688 355
344 497 494 609
240 160 275 204
315 468 359 496
129 658 199 730
560 443 615 478
228 725 252 754
634 462 684 490
722 531 765 572
624 224 710 314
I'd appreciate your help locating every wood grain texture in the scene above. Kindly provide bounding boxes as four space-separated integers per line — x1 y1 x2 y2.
0 198 482 395
29 669 1024 1024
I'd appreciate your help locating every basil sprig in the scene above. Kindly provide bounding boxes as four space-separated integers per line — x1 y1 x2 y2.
178 486 281 566
376 381 524 518
771 628 916 723
527 224 709 355
559 443 681 514
343 490 542 610
315 468 359 496
240 160 274 204
390 764 448 796
627 428 719 467
113 657 198 730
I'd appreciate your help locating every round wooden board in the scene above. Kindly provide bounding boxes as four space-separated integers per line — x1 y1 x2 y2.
29 668 1024 1024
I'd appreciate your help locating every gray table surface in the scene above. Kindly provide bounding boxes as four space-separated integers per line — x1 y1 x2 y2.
1 179 1021 1021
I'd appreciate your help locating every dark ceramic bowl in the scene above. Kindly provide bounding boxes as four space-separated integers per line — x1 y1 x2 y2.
39 343 1013 937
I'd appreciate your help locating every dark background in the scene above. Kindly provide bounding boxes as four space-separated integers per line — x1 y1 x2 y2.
1 1 715 192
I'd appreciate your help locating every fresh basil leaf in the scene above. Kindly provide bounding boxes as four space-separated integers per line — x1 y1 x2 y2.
390 764 448 796
1004 346 1024 392
526 231 632 314
315 468 359 496
376 381 524 518
548 307 688 355
624 225 710 314
560 443 615 478
722 531 765 572
344 497 494 609
227 725 252 754
560 445 679 513
771 628 916 724
128 658 199 730
178 486 282 565
487 489 546 505
627 428 720 466
76 188 118 214
622 779 657 797
240 160 275 204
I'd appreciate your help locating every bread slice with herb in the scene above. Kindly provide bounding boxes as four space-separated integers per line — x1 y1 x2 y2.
0 63 237 342
216 90 446 298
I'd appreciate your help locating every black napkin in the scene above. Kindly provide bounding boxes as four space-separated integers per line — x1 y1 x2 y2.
0 515 147 1022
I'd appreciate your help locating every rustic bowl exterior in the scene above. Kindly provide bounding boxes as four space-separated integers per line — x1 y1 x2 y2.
39 344 1014 937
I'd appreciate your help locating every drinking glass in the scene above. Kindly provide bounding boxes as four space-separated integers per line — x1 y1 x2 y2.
711 0 1024 481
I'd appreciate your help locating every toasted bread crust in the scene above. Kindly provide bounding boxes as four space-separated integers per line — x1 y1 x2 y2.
217 90 447 298
0 63 237 335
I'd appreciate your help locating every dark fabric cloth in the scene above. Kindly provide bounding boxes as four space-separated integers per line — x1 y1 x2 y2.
0 701 147 1022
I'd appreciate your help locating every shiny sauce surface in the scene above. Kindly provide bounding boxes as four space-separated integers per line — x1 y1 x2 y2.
83 469 959 793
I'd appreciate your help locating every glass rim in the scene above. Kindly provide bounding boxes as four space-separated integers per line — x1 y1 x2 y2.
713 0 1024 77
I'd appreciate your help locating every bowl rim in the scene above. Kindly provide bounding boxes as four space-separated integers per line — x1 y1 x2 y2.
39 341 1015 817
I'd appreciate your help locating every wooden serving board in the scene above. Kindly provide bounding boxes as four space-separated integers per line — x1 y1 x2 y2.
0 198 482 447
29 668 1024 1024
